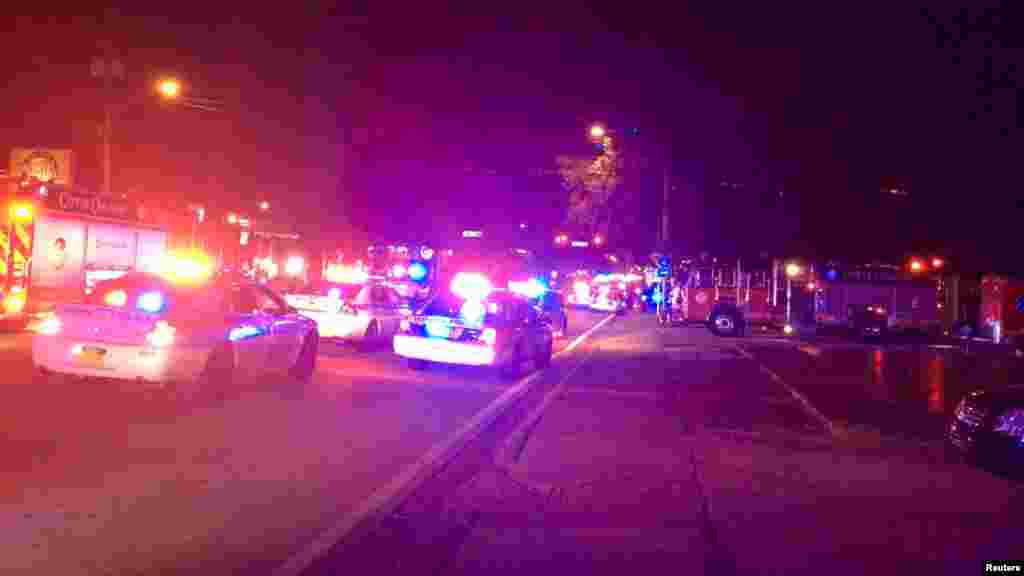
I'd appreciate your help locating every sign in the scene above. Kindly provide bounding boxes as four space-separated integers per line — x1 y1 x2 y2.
51 190 138 221
462 229 483 238
571 241 589 248
10 148 74 187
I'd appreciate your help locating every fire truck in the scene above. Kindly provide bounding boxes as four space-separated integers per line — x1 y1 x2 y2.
670 256 785 336
813 261 941 337
1 185 169 326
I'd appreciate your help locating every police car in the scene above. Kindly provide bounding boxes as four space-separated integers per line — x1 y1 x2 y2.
32 268 319 398
393 273 554 377
283 279 409 343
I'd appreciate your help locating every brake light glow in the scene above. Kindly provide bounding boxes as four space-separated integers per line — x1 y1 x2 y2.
35 314 61 335
451 273 492 300
228 324 264 341
481 327 496 346
145 321 176 348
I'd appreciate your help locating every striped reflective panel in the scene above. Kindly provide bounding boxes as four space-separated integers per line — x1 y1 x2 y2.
0 230 7 277
11 220 32 276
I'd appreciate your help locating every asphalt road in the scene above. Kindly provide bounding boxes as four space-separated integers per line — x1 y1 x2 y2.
1 309 611 576
4 310 1022 575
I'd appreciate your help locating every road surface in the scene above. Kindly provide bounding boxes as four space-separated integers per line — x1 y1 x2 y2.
2 310 1021 575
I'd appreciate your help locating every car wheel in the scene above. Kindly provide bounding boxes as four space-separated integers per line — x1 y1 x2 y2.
408 358 429 371
500 342 525 379
195 342 235 402
537 340 553 368
365 320 379 340
288 332 319 389
710 311 741 337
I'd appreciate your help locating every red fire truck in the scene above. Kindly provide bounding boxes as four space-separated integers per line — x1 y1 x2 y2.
670 256 785 336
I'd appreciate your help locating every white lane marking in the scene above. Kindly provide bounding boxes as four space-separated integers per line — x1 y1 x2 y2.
733 346 840 439
272 313 616 576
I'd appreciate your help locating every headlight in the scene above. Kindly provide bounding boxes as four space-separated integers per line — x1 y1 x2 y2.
993 408 1024 439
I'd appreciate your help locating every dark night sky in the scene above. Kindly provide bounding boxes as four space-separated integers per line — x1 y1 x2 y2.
1 4 1020 270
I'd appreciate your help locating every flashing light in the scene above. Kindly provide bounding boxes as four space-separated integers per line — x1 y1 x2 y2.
931 257 944 269
328 288 342 300
420 247 434 260
481 327 497 346
10 204 33 221
806 282 816 291
909 259 924 272
157 78 181 99
3 291 26 314
460 298 487 327
462 229 483 238
426 317 453 338
104 289 128 307
285 256 305 277
785 263 801 277
137 291 165 314
400 318 411 332
593 235 603 246
145 321 176 348
391 264 407 279
229 324 264 342
325 265 368 284
509 278 546 299
826 268 839 281
783 324 794 335
35 313 61 335
589 124 606 140
149 251 214 282
451 273 492 300
408 261 429 282
227 213 238 224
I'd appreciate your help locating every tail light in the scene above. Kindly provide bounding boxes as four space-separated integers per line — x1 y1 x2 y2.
35 313 62 335
104 289 128 307
145 321 176 348
480 328 497 346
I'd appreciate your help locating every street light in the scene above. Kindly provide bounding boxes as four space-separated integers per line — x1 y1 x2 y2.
156 77 181 100
593 235 603 246
259 201 270 212
227 213 238 224
589 124 606 140
785 263 801 277
909 258 924 272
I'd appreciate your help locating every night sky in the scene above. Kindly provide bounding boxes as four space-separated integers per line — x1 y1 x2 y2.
2 4 1019 271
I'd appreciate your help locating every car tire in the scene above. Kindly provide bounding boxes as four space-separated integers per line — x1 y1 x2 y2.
408 358 429 371
195 342 235 402
288 332 319 389
500 343 525 380
537 340 553 368
710 310 741 337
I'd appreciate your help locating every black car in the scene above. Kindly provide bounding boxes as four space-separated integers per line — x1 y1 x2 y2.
948 386 1024 472
534 290 568 338
848 304 888 340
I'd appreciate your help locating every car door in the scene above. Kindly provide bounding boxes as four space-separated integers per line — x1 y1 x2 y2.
253 284 307 371
227 284 275 375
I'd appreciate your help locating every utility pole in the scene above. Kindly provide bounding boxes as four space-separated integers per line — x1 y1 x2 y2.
661 165 670 250
91 45 124 197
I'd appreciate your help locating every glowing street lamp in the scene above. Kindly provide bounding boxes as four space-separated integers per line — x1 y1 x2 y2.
156 78 181 100
589 124 606 140
785 263 801 277
909 258 924 272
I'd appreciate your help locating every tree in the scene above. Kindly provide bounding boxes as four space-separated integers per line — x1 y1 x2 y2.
557 136 621 239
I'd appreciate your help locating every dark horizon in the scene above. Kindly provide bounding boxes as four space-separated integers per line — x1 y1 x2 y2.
2 6 1019 272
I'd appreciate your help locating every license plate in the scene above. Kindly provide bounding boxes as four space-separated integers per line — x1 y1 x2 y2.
74 346 108 368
